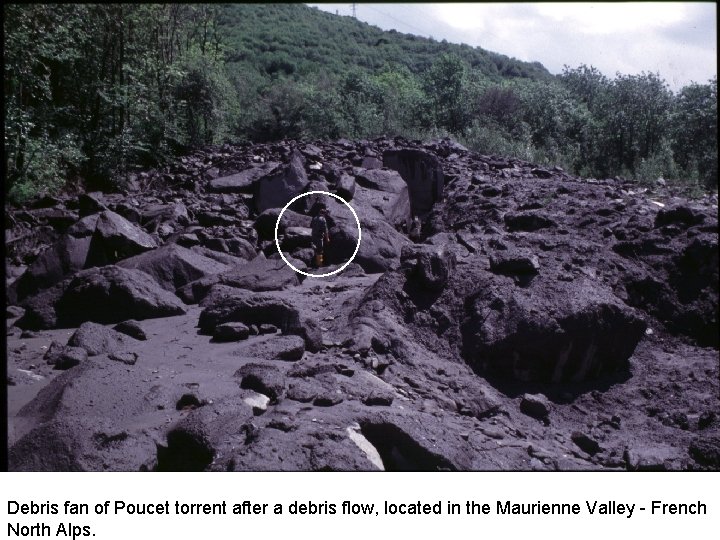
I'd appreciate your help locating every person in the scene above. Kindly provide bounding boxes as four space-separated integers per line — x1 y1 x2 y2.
310 205 330 267
409 215 422 242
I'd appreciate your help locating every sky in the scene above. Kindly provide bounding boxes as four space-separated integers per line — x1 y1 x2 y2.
307 3 717 91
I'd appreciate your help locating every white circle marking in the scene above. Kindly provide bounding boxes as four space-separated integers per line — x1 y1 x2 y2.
274 190 362 278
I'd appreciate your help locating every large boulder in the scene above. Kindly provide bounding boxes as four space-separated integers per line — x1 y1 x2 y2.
503 211 556 232
16 282 68 330
461 276 646 383
401 244 455 292
654 205 706 228
208 162 280 194
9 225 94 303
87 210 158 264
356 220 411 273
383 148 444 216
67 322 138 356
254 208 311 241
198 294 300 335
53 266 186 327
138 203 189 233
118 244 229 292
254 151 309 213
354 168 406 194
280 227 313 251
220 254 300 292
198 293 319 350
336 173 356 202
9 210 157 302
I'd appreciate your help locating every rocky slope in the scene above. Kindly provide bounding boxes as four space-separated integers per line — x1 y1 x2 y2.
5 137 719 471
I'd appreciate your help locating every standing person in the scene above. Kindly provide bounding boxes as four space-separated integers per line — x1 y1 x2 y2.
310 205 330 267
409 215 422 242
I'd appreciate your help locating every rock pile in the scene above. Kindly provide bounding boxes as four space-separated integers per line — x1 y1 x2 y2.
6 136 718 471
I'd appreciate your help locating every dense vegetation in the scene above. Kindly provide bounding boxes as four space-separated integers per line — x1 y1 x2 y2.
4 3 717 203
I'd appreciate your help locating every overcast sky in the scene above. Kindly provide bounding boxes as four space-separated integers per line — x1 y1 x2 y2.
307 3 717 91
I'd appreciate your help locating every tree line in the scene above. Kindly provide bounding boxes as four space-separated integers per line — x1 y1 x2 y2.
4 4 717 203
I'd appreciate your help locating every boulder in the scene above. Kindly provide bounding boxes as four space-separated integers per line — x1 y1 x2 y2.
489 249 540 276
689 435 720 468
54 266 186 327
16 282 67 330
255 208 311 241
254 151 309 213
9 210 157 302
78 192 108 217
87 210 158 264
113 320 147 341
199 294 301 336
118 244 228 292
9 217 97 302
281 227 313 251
213 322 250 342
383 148 444 216
462 276 646 383
336 174 356 202
234 335 305 361
225 237 257 260
520 393 552 421
356 220 411 273
67 322 138 356
198 293 319 351
401 245 455 292
138 203 189 233
54 347 88 370
208 162 280 193
354 169 406 194
234 363 286 403
503 212 556 232
220 254 300 292
655 205 706 228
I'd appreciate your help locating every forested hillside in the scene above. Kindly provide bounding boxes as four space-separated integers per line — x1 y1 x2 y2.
4 3 717 203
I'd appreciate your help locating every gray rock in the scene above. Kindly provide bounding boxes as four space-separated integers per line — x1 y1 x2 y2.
118 244 228 292
113 320 147 341
463 277 646 383
55 266 186 327
68 322 136 356
571 431 601 455
108 352 138 366
235 363 286 403
199 294 301 335
504 211 556 232
401 245 455 292
254 151 308 213
489 249 540 276
9 210 157 302
520 393 552 421
336 174 356 202
383 148 444 216
255 208 311 241
689 436 720 467
363 391 394 406
213 322 250 342
235 335 305 361
208 162 280 193
54 347 88 370
220 254 300 292
355 168 406 194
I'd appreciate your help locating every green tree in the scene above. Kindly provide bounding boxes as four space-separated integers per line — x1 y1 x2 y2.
423 53 468 132
670 78 717 188
598 72 673 175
